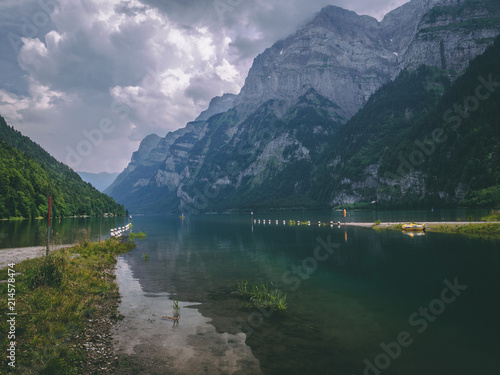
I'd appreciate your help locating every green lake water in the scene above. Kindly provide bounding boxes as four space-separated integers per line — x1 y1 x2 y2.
114 211 499 375
1 210 498 374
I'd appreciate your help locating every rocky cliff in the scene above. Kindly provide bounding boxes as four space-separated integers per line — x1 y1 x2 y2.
397 0 500 75
106 0 500 213
236 0 500 120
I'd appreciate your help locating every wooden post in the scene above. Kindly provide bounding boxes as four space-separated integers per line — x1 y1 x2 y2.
99 207 102 243
46 196 52 257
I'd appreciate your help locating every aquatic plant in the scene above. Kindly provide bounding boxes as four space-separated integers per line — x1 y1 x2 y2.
141 253 149 262
129 232 147 241
234 279 250 296
172 298 180 311
233 280 288 312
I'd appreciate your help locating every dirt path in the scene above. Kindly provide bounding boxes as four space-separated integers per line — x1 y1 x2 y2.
0 244 76 269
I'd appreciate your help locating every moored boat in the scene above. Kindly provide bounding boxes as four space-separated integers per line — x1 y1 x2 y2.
402 223 425 231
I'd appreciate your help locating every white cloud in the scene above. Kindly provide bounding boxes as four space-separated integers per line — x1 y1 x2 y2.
216 59 240 82
0 0 409 173
0 90 30 121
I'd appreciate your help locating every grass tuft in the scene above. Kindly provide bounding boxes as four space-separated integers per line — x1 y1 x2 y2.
24 254 65 290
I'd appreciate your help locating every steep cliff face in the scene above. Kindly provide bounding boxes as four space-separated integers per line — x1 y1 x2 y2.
236 0 500 120
107 0 500 213
320 38 500 208
235 6 394 121
398 0 500 75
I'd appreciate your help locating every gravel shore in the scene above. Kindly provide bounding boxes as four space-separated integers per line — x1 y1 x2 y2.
0 244 76 269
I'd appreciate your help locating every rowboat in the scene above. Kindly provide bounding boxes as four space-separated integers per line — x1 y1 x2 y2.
402 223 425 231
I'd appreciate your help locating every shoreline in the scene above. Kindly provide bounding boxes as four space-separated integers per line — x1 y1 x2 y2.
344 221 500 228
0 240 134 373
0 244 76 270
345 221 500 238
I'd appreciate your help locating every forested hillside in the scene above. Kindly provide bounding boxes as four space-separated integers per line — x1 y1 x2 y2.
0 116 125 219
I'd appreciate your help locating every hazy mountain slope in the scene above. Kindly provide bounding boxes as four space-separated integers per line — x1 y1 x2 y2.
77 171 119 192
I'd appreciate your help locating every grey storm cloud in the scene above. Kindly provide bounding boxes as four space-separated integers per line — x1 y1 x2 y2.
0 0 409 173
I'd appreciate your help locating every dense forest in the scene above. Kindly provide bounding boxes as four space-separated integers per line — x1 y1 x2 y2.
0 116 125 219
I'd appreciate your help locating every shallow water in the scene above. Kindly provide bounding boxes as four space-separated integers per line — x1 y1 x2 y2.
113 212 500 374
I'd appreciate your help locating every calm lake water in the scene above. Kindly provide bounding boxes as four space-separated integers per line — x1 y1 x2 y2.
0 215 129 249
112 210 499 375
1 210 498 374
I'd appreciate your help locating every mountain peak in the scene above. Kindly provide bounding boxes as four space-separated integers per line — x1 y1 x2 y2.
195 93 237 122
317 4 379 24
131 134 161 165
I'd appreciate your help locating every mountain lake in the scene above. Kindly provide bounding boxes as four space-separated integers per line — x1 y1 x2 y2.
1 209 499 374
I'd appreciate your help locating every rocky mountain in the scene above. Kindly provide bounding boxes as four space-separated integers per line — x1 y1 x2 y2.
106 0 500 213
236 0 500 120
318 39 500 208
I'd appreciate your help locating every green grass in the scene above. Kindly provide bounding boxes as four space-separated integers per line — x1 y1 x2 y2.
0 239 135 373
426 223 500 238
233 280 288 312
482 210 500 222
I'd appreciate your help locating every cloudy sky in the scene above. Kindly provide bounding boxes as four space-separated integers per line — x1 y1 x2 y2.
0 0 409 173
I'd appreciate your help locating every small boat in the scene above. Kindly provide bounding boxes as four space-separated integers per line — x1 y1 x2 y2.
402 223 425 231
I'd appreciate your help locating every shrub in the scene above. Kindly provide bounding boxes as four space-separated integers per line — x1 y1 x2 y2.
25 254 65 290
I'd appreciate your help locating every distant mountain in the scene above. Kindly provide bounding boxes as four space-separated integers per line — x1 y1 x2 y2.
0 116 126 218
107 0 500 213
77 171 119 192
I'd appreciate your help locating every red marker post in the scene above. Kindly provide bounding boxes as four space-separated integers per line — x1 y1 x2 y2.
46 196 52 257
